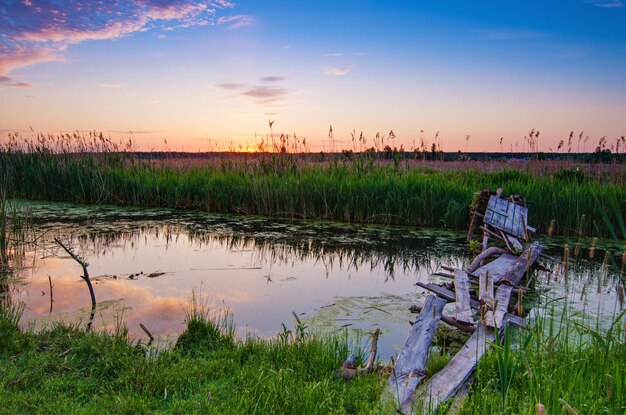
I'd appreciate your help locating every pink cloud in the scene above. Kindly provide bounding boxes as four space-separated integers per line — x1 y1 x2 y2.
0 75 34 88
324 65 353 76
0 0 249 82
240 86 287 102
215 78 289 106
0 45 61 76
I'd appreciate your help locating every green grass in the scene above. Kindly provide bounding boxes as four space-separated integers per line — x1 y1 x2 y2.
456 302 625 415
2 151 625 237
2 295 623 414
0 303 387 414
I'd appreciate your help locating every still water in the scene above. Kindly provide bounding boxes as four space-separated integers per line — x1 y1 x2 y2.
7 201 623 360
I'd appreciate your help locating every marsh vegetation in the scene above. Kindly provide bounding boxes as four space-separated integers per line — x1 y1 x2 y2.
0 132 624 414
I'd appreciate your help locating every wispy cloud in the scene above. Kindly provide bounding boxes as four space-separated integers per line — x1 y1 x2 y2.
323 65 352 76
0 75 34 88
260 76 285 82
586 0 624 7
240 86 287 104
0 1 250 82
215 82 246 90
215 76 289 106
217 15 253 29
99 83 123 89
324 52 343 57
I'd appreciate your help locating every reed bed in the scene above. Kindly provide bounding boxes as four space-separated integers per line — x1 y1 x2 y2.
1 133 625 237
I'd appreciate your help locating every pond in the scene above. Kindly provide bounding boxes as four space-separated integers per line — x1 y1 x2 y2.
4 201 623 361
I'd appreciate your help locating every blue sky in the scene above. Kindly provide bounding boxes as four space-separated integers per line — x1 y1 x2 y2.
1 0 625 152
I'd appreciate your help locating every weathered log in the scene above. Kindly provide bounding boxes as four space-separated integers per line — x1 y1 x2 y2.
500 242 542 285
363 329 380 372
466 247 506 275
454 270 475 325
386 295 446 410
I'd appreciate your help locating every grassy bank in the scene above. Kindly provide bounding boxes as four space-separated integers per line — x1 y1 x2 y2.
2 151 625 237
1 295 623 414
0 303 386 414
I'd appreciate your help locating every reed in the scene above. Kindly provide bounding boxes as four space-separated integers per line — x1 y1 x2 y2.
2 134 625 237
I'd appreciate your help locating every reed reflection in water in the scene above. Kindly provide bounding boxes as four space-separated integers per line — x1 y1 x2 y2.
11 201 623 359
15 202 468 357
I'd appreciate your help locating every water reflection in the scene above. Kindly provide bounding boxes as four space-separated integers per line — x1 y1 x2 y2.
8 201 625 359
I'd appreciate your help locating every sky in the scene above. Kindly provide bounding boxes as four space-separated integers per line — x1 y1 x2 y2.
1 0 625 152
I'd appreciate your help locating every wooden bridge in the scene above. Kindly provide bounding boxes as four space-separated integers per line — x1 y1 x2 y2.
385 189 543 413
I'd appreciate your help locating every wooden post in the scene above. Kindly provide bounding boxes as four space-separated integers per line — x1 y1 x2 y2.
454 270 475 325
478 271 494 304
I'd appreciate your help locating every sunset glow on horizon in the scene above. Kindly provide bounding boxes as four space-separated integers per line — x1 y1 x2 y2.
1 0 625 152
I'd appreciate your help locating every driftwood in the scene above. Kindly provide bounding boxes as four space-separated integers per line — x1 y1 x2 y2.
55 238 97 331
140 323 154 346
386 295 446 410
465 247 506 275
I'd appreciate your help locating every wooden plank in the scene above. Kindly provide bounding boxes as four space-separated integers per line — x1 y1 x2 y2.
478 271 494 304
412 324 495 414
500 241 542 286
454 270 475 324
416 282 465 304
472 254 518 284
484 195 531 239
485 285 513 328
386 294 447 410
482 243 541 328
416 281 526 328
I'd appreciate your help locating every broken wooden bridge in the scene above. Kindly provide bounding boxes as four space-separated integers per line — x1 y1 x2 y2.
385 189 543 414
